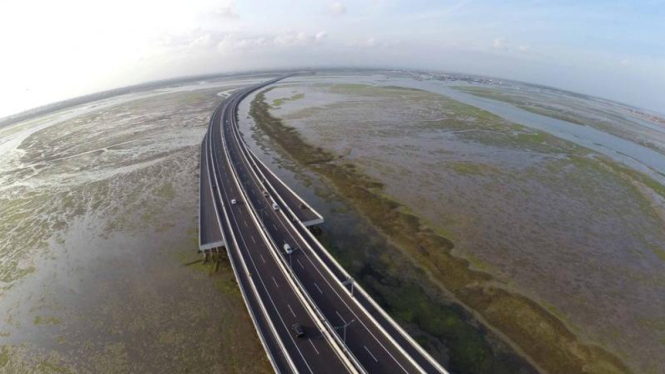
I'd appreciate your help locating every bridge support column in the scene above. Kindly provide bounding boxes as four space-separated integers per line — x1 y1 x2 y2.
309 225 323 236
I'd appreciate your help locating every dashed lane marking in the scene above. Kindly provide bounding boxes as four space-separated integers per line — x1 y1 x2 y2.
336 310 346 324
309 340 320 355
365 346 379 363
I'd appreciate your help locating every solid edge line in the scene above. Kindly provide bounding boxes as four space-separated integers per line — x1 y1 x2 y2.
234 85 324 225
248 147 422 373
206 108 295 374
220 94 359 374
226 101 366 374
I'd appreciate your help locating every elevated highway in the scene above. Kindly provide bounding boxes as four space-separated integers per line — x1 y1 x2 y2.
200 77 447 374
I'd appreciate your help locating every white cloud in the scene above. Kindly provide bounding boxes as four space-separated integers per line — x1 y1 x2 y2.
217 34 267 52
190 33 213 48
349 36 397 48
493 37 505 49
0 0 663 116
213 3 239 19
274 31 310 46
329 2 347 16
273 30 329 47
213 30 328 54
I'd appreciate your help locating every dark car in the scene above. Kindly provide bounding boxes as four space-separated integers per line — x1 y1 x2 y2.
292 323 305 338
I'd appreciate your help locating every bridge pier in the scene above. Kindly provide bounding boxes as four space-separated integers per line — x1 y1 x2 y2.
309 225 323 236
204 247 229 269
201 246 227 265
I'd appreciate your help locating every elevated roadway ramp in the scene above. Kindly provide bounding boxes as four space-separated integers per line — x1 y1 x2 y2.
199 137 225 251
250 152 324 227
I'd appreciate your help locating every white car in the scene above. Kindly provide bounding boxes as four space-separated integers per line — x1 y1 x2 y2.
231 198 237 205
283 243 294 254
272 202 279 211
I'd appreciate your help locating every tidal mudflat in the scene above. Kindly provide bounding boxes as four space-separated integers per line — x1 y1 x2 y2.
243 74 665 374
0 79 271 373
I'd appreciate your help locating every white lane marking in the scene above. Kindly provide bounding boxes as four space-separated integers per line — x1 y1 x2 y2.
297 259 305 269
287 304 296 317
272 277 279 288
314 282 323 294
212 131 315 374
365 346 379 363
243 220 248 227
250 236 256 244
260 254 266 264
335 311 346 325
227 104 416 373
273 223 278 231
308 340 320 355
299 229 412 373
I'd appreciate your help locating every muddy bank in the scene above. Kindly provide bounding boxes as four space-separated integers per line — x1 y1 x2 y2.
249 88 630 374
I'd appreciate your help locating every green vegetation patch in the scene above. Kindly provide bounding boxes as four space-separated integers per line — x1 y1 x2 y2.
33 316 62 326
0 346 9 369
271 92 305 107
447 161 502 177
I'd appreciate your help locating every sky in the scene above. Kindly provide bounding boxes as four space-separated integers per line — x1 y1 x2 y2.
0 0 664 117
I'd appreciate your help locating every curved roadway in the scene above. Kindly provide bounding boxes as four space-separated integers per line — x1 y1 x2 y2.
203 76 448 374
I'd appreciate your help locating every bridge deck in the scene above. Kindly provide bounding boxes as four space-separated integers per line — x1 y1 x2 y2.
250 152 324 227
199 138 225 251
196 77 446 374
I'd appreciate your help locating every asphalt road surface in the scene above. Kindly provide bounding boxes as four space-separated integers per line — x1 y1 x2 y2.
202 77 447 374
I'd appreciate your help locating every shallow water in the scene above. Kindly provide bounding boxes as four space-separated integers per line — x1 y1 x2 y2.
286 73 665 185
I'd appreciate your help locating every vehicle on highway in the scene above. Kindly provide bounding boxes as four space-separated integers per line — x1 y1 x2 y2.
284 243 294 254
272 202 279 211
291 323 305 338
231 198 237 205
